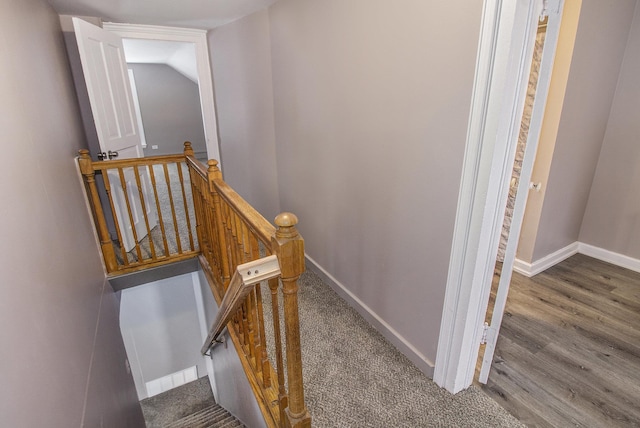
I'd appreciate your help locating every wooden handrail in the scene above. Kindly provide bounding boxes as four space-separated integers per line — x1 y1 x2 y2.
201 255 281 354
185 142 311 428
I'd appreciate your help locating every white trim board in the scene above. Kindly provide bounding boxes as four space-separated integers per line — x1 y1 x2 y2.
434 0 545 394
514 242 640 277
513 242 579 277
305 255 435 378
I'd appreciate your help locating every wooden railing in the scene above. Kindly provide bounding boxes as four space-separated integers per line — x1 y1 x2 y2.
78 149 199 274
79 143 311 427
185 143 311 428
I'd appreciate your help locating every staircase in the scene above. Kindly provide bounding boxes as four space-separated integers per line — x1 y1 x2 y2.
164 404 244 428
140 377 244 428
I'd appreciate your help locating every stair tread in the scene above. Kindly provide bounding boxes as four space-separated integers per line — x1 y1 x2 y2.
164 403 245 428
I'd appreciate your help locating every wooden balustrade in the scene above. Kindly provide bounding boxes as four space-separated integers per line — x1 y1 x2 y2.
79 143 311 427
185 143 311 428
78 149 199 274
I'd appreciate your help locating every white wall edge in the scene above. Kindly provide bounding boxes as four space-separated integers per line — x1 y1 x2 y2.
514 242 578 277
191 271 218 401
305 255 435 378
578 243 640 274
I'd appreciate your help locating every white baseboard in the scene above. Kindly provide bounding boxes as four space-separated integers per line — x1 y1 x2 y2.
514 241 640 276
578 243 640 274
513 242 579 277
305 255 435 378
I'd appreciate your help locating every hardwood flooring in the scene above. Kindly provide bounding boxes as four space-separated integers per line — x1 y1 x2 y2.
479 254 640 427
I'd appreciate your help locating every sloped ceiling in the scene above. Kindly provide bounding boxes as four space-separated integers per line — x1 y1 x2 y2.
123 40 198 83
47 0 279 29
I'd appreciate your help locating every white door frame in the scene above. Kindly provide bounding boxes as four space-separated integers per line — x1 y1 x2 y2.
479 0 565 383
434 0 559 394
103 22 221 165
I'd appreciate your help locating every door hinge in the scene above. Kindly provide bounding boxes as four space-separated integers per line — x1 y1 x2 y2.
480 322 490 345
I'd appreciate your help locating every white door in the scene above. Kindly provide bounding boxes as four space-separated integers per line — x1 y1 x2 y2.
73 17 157 252
478 1 564 383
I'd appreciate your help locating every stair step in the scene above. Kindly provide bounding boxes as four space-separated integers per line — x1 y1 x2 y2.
164 403 245 428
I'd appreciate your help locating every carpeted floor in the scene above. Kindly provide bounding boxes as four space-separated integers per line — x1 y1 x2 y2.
260 269 524 427
140 376 214 427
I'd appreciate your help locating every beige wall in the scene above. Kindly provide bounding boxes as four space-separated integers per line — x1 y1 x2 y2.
210 0 482 365
580 2 640 259
521 0 636 262
209 10 281 222
0 0 143 426
267 0 481 363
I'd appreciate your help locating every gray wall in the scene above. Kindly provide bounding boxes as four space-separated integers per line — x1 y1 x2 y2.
129 63 207 158
120 273 207 399
210 0 483 365
580 2 640 259
209 10 281 222
530 0 637 261
0 1 144 427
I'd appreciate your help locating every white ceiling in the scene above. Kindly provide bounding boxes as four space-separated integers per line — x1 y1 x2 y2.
47 0 279 29
123 40 198 83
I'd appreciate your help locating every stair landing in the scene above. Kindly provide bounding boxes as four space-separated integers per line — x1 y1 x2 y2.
140 376 244 428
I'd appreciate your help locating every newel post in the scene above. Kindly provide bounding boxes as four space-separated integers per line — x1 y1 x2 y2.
78 150 118 273
273 213 311 428
183 141 194 157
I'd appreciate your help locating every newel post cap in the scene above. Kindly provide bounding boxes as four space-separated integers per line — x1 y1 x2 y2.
275 212 299 240
275 212 298 228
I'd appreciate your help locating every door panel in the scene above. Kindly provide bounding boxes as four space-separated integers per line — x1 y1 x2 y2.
73 17 154 249
72 17 142 156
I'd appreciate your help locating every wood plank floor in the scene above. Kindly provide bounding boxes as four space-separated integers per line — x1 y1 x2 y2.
479 254 640 427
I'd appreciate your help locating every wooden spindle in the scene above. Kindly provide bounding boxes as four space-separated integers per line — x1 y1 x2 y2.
133 165 157 260
118 167 144 262
78 150 118 272
102 169 129 266
148 164 170 257
273 213 311 428
177 163 195 251
269 276 288 424
250 232 270 387
163 163 182 254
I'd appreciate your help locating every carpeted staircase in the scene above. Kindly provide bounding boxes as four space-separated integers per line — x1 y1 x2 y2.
140 376 244 428
164 403 244 428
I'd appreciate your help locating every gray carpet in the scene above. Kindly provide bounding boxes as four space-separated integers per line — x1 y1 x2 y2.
140 376 244 427
141 376 215 427
260 269 524 427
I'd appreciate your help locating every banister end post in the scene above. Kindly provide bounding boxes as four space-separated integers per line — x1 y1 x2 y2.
77 149 117 273
207 159 222 192
273 212 310 426
184 141 194 157
78 149 94 176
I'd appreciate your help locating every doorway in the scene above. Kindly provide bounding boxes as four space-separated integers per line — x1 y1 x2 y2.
103 22 220 164
122 38 209 161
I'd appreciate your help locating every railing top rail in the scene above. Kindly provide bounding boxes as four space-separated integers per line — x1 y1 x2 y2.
184 151 276 247
90 153 187 171
185 154 208 179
